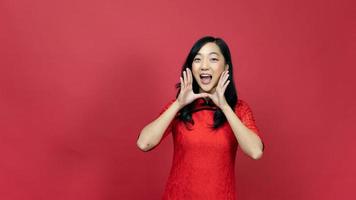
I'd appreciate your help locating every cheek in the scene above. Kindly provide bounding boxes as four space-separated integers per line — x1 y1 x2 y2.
212 67 223 77
192 73 199 82
191 67 199 80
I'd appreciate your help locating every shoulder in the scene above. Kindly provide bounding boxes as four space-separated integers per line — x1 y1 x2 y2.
235 98 249 111
234 98 254 116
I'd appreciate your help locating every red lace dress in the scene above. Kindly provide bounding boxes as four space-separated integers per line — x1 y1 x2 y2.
154 97 265 200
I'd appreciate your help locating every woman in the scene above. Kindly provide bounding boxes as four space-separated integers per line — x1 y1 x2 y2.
137 36 265 200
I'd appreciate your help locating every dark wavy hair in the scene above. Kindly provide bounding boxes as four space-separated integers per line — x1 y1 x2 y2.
174 36 238 130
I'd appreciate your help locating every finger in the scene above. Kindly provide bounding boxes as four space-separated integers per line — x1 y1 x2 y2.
222 71 227 80
205 93 213 101
222 70 229 87
180 76 184 90
188 68 193 86
195 92 210 99
224 70 229 80
183 70 187 87
217 72 223 87
222 80 230 92
187 68 191 85
222 71 229 85
223 72 229 85
218 71 226 87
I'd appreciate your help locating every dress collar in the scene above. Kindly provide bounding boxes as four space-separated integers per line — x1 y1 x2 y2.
193 97 217 111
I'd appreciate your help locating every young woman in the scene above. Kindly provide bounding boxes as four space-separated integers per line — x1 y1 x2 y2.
137 36 265 200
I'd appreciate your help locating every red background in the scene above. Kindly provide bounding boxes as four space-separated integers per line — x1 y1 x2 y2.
1 0 355 199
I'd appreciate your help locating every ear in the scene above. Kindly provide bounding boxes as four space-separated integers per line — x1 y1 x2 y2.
225 64 229 71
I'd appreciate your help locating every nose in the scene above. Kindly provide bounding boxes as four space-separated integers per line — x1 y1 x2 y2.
200 58 210 71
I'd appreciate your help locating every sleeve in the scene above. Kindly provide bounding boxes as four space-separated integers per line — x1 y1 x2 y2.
157 99 177 142
238 100 265 151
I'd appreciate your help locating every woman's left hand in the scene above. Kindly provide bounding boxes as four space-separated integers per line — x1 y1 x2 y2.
206 70 230 109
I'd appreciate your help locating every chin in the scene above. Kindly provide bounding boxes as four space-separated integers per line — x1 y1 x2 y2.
199 85 214 93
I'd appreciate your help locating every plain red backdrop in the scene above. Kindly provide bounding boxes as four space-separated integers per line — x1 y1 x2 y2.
1 0 355 199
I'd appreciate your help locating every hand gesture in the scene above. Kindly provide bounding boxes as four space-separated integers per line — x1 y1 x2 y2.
177 68 210 109
206 70 230 109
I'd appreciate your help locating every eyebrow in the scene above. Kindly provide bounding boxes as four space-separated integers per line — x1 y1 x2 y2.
196 52 220 56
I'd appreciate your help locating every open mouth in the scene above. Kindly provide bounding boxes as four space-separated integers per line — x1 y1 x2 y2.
200 74 212 85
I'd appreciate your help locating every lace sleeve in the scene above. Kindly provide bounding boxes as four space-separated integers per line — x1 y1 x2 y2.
238 100 265 151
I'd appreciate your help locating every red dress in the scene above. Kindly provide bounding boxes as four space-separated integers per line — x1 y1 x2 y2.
154 97 265 200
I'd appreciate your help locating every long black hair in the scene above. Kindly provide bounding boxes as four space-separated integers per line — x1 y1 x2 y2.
174 36 238 130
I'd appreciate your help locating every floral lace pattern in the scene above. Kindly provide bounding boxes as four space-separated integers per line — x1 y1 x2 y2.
154 98 264 199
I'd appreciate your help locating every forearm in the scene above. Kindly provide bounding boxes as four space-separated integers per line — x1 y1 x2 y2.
221 105 263 159
137 100 181 151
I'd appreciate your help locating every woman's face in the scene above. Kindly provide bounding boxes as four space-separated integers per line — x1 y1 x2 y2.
192 42 229 94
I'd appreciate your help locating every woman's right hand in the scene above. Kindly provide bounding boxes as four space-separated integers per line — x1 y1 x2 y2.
176 68 210 109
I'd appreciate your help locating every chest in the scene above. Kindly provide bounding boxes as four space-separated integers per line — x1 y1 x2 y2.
172 110 238 152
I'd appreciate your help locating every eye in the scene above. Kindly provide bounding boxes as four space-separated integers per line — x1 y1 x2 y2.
193 58 201 62
211 58 219 61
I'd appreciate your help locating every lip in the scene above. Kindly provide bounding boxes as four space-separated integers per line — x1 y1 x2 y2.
199 73 212 85
200 73 212 76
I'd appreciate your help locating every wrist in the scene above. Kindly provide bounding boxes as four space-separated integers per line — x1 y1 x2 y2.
174 99 183 110
220 104 231 113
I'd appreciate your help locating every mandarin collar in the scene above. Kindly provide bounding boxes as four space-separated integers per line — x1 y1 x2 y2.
193 97 217 111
